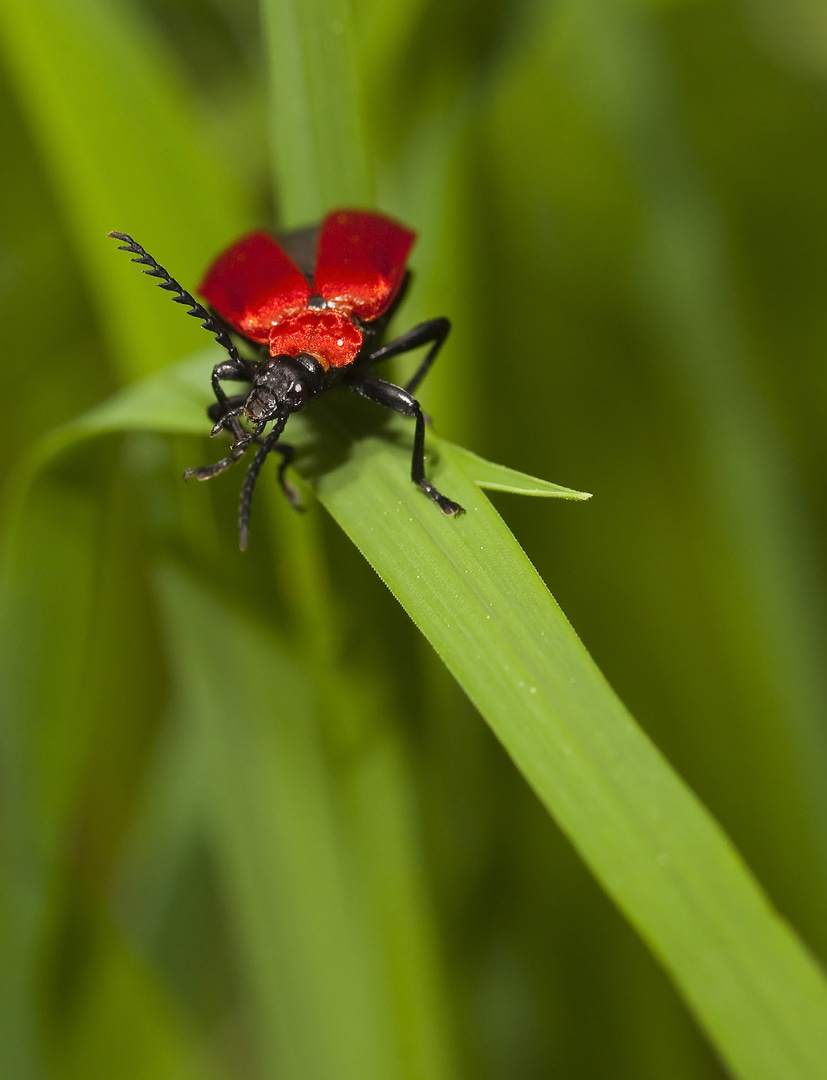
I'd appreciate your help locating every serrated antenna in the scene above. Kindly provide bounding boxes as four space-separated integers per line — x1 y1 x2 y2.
108 231 241 365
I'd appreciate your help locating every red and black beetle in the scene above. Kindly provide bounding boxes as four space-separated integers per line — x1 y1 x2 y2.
110 209 463 549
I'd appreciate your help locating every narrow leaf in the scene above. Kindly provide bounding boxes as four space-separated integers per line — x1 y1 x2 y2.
0 0 249 378
156 565 401 1080
262 0 372 225
444 441 592 499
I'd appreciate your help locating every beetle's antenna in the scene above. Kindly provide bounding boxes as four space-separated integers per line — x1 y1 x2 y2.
238 409 290 551
108 231 242 366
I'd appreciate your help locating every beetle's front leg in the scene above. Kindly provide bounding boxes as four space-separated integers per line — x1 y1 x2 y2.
210 358 256 410
207 394 247 425
207 393 248 442
209 359 256 442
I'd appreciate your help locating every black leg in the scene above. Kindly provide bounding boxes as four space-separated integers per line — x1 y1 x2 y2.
209 359 257 441
346 372 464 516
272 443 303 511
364 317 450 394
206 392 247 443
205 398 294 487
183 423 262 482
208 394 248 424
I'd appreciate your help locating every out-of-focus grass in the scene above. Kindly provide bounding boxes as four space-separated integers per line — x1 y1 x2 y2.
2 1 827 1079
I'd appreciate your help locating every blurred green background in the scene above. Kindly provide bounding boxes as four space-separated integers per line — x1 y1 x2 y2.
2 0 827 1077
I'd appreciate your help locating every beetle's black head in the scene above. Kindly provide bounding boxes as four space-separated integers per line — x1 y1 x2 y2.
243 353 326 424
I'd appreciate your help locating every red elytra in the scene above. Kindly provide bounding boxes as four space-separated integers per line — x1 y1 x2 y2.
199 209 416 370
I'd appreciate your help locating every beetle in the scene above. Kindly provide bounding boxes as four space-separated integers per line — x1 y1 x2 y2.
110 209 463 549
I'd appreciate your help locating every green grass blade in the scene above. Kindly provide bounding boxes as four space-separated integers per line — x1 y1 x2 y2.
0 470 105 1080
0 0 249 379
19 355 827 1080
444 442 592 499
155 565 401 1080
307 409 827 1080
58 918 210 1080
262 0 372 224
258 485 461 1080
548 0 827 882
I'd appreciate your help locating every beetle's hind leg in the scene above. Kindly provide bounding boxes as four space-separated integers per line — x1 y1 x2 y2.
273 443 303 511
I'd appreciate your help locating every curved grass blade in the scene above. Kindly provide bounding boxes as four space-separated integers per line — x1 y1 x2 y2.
444 441 591 499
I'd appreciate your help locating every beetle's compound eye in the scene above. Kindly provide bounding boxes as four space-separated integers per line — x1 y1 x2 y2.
289 380 308 409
